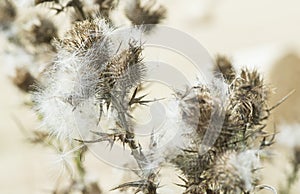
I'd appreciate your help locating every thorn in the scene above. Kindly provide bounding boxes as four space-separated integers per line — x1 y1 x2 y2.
268 89 295 112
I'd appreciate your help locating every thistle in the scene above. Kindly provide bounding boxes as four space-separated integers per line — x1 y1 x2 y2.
33 18 113 140
0 0 16 28
3 1 285 194
19 13 58 51
125 0 166 31
171 57 275 194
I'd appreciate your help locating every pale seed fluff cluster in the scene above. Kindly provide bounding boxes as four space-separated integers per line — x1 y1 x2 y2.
33 18 145 140
278 123 300 149
204 150 260 194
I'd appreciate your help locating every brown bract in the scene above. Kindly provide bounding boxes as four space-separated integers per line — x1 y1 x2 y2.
56 19 105 52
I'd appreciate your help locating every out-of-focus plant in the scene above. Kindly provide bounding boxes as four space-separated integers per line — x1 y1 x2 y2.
278 124 300 194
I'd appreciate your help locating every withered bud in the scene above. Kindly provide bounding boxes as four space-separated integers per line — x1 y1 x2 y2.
0 0 16 27
12 67 37 92
228 69 269 128
214 55 236 83
179 86 213 138
103 42 144 88
94 0 119 19
203 150 260 194
20 14 57 49
97 41 145 106
56 18 109 52
125 0 166 31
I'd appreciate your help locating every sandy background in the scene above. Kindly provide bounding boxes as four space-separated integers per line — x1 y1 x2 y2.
1 0 300 193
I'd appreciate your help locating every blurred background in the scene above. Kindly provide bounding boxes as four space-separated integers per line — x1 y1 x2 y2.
1 0 300 193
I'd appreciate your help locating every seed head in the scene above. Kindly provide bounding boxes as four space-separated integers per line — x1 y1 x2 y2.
0 0 16 28
125 0 166 31
214 55 236 83
203 150 260 193
56 18 112 52
19 13 57 51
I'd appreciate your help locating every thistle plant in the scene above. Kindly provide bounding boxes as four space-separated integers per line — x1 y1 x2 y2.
171 58 275 193
0 0 16 28
1 1 288 194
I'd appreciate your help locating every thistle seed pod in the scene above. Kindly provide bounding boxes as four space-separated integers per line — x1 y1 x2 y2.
179 86 213 138
101 41 144 90
0 0 16 28
33 19 113 140
226 69 269 141
34 17 145 140
94 0 119 20
125 0 166 31
19 14 57 51
204 150 260 194
214 55 236 83
12 67 37 92
171 149 216 183
208 68 269 150
56 18 112 52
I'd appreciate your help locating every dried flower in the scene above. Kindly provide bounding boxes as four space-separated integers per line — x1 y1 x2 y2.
0 0 16 28
125 0 166 31
33 19 111 139
12 67 37 92
214 55 236 83
34 18 145 140
204 150 261 194
55 18 112 52
211 68 269 151
19 13 57 51
94 0 119 20
179 86 213 138
172 65 272 193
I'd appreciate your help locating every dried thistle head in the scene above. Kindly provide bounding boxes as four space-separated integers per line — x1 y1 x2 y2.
33 19 113 140
12 67 37 92
94 0 119 20
101 41 144 90
172 66 273 194
171 149 216 184
96 40 145 121
178 68 270 151
179 86 213 138
19 14 57 51
208 68 270 150
56 18 111 52
214 55 236 83
227 69 269 130
34 17 145 140
125 0 166 31
0 0 16 28
202 150 260 194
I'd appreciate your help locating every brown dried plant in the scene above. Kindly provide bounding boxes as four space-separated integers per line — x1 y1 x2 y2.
2 1 284 194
